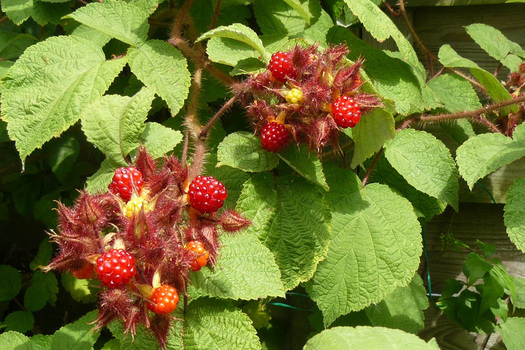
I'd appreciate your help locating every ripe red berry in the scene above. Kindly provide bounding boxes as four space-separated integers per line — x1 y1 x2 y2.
331 96 362 128
148 284 179 314
268 51 296 82
96 249 136 288
185 241 209 272
260 122 290 152
108 166 144 202
188 175 227 213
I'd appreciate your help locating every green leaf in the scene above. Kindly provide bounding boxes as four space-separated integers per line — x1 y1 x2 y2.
32 270 58 306
302 8 334 45
217 132 280 172
327 27 424 114
427 74 482 113
61 273 97 303
128 40 191 116
457 123 525 190
370 156 447 222
281 0 311 24
86 159 120 195
465 23 524 71
81 88 155 164
365 274 429 334
5 311 34 333
0 332 31 350
350 108 395 168
504 177 525 253
384 129 459 210
197 23 270 62
237 173 331 290
48 135 80 183
0 31 37 60
190 232 284 299
207 37 260 67
1 36 126 165
167 298 261 350
1 0 72 25
0 265 22 301
278 145 329 190
307 168 422 326
31 335 54 350
51 311 99 350
108 323 159 350
30 238 52 271
304 326 440 350
100 339 121 350
254 0 321 39
140 122 183 159
67 0 149 46
68 24 112 48
343 0 425 80
499 317 525 350
462 252 492 286
439 44 516 114
511 275 525 308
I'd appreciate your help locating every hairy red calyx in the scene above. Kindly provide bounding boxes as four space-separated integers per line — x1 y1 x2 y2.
43 147 251 348
502 62 525 137
234 44 382 152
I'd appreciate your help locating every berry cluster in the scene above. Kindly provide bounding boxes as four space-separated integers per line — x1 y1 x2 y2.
44 147 250 348
234 44 382 152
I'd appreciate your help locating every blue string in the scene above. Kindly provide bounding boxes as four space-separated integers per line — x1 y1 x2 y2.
266 302 312 312
475 182 497 204
421 225 437 306
285 291 311 298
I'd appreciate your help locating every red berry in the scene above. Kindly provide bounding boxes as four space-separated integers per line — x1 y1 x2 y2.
72 264 94 279
188 175 227 213
96 249 136 288
331 96 361 128
108 166 144 202
260 122 290 152
268 51 296 82
148 284 179 314
185 241 209 272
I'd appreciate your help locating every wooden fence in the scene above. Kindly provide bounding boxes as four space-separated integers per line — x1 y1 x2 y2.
364 2 525 349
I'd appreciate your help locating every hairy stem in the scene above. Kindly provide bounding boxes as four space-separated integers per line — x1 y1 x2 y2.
211 0 222 29
419 94 525 123
362 148 384 188
171 0 194 39
200 95 238 140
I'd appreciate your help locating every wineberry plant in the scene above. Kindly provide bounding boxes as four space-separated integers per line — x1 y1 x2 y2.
2 0 525 349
